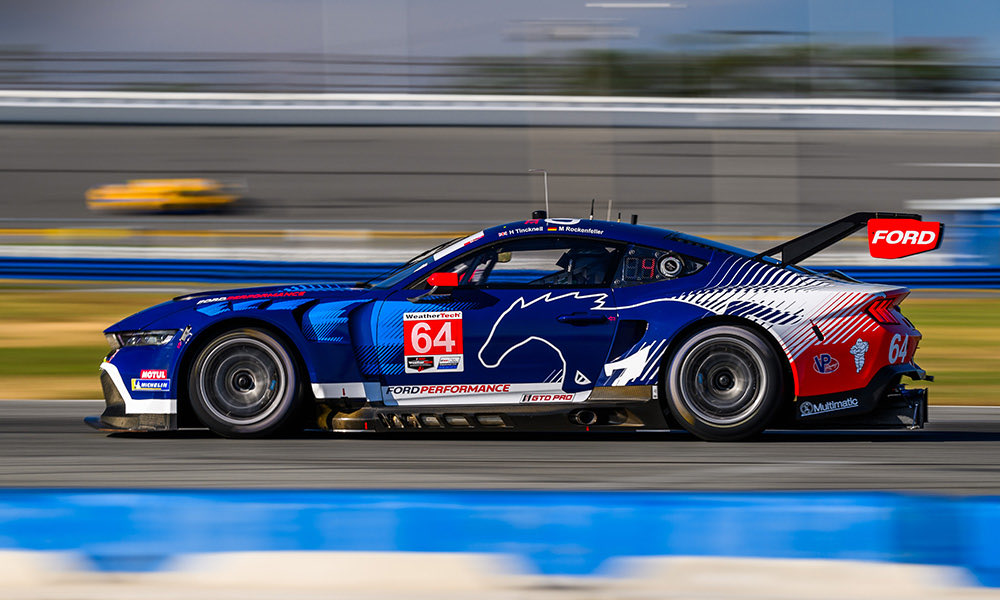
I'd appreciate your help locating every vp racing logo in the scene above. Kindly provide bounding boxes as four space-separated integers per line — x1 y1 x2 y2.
812 353 839 374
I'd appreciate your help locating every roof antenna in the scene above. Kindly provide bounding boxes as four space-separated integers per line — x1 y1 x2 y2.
617 211 622 223
630 214 639 225
589 199 595 220
528 169 549 218
606 198 613 221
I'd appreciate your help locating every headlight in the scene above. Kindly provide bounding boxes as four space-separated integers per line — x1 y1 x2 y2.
110 330 178 348
105 333 121 350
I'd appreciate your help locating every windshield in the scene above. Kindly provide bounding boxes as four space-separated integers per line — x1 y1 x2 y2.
364 237 461 289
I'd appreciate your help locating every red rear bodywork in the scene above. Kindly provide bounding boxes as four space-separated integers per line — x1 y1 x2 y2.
790 288 921 398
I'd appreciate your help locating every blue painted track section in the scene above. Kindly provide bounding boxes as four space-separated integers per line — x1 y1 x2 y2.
2 256 999 287
0 257 397 283
0 490 998 584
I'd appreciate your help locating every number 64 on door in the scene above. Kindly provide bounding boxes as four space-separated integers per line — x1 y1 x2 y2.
403 312 464 373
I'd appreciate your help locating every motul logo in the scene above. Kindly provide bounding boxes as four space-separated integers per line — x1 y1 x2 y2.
868 219 943 259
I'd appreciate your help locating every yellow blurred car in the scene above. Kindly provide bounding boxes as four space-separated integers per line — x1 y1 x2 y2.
85 179 243 213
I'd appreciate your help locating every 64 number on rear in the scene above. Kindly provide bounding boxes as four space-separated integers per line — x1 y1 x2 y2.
403 311 465 373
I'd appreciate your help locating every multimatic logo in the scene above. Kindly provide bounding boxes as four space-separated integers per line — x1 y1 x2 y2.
799 397 860 417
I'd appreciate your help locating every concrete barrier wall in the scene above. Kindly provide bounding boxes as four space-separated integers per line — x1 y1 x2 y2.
0 490 998 586
3 91 1000 130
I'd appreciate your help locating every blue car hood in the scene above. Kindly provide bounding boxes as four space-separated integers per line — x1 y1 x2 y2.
105 283 373 333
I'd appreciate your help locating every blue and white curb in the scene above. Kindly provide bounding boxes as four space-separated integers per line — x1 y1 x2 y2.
0 552 982 599
1 491 1000 586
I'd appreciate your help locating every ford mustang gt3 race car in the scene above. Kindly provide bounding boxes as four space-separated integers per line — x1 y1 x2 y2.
87 212 941 441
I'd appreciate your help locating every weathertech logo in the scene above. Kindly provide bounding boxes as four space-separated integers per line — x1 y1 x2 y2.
868 219 942 259
406 356 434 372
799 397 859 417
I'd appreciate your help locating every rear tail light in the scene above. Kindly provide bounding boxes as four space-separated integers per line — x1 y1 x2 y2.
866 297 902 324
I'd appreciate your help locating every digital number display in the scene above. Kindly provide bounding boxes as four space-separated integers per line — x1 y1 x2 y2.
623 256 658 281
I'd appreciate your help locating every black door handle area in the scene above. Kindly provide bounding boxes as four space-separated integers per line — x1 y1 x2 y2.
557 313 610 326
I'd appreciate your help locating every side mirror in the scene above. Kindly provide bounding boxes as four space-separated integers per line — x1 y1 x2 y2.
427 272 460 288
409 271 459 303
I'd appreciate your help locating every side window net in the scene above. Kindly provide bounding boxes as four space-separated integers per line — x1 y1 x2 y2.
421 236 624 289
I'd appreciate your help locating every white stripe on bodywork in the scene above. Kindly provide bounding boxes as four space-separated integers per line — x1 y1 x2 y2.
100 362 177 415
594 256 898 381
602 339 668 386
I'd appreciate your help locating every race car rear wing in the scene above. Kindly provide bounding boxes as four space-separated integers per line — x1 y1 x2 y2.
755 212 938 266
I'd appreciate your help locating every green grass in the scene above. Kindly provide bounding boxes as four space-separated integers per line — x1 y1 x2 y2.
901 298 1000 404
0 290 996 403
0 291 169 398
0 346 107 377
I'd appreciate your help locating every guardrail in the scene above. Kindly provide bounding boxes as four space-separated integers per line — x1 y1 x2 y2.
0 490 996 585
3 91 1000 129
2 256 999 288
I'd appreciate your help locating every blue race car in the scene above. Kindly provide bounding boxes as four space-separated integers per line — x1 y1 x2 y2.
89 212 934 441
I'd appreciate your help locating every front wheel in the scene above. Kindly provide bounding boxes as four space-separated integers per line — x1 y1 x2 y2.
188 328 301 437
664 325 783 441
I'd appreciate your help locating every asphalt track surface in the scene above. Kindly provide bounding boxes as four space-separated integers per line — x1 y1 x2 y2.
2 401 1000 492
2 125 1000 229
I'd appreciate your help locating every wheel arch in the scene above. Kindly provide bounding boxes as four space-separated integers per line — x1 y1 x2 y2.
175 316 314 428
656 315 795 423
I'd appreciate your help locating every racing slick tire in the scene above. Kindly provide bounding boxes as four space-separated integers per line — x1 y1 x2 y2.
188 327 301 438
665 325 783 442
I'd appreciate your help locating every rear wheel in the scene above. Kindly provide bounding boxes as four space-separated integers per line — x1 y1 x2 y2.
188 328 301 437
665 325 783 441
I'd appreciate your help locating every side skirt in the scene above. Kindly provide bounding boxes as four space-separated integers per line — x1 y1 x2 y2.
316 399 670 432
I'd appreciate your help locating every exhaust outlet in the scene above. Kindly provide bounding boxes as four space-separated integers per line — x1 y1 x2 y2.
570 409 598 426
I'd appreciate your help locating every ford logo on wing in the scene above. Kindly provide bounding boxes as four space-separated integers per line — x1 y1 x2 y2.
813 353 839 374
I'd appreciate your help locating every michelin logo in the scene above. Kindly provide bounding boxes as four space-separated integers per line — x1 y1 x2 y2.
799 397 859 417
131 379 170 392
850 338 869 373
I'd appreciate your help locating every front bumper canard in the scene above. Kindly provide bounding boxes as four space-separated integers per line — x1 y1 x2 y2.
87 367 177 432
84 414 175 432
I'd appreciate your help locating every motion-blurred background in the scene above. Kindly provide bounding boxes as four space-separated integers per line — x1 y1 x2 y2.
5 4 1000 598
0 0 998 402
